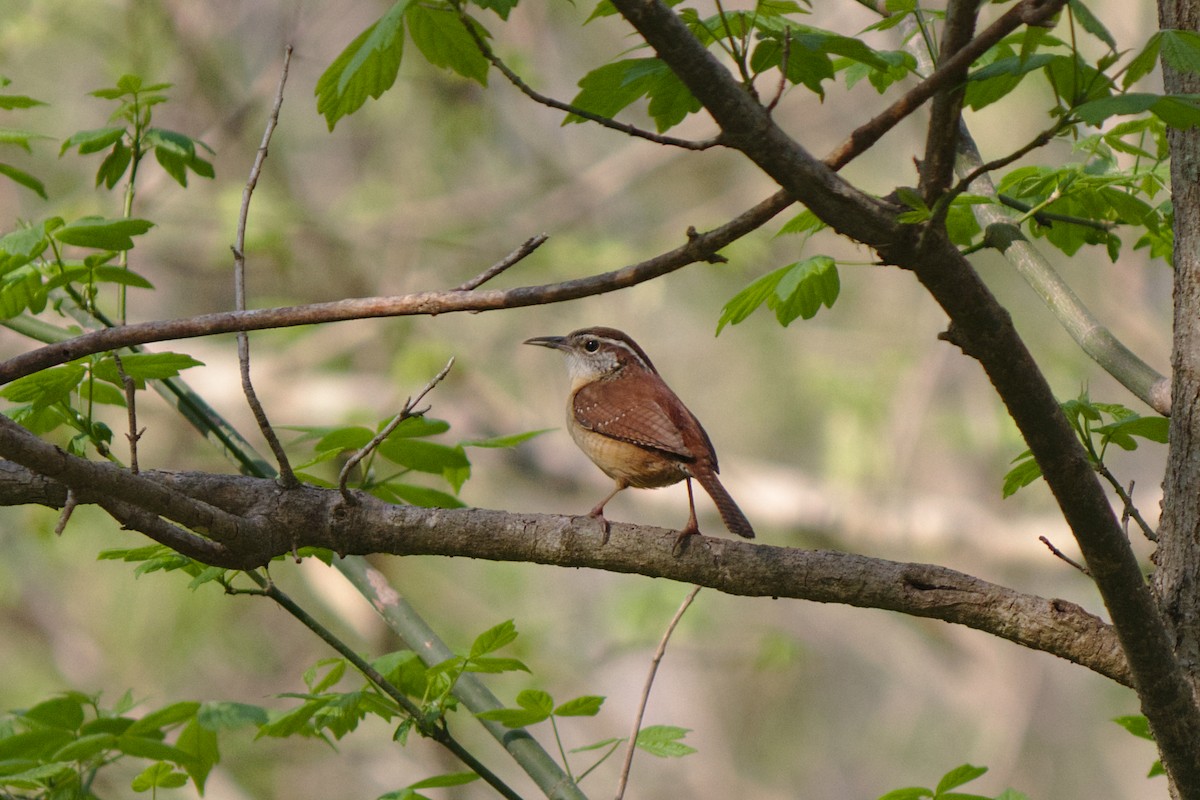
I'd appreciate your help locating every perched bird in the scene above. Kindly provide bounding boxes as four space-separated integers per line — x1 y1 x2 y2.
525 326 755 545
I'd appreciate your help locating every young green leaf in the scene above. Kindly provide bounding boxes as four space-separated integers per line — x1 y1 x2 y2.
553 695 605 717
935 763 988 794
469 619 518 658
52 216 155 251
405 772 481 790
0 363 86 409
406 4 490 85
0 162 47 198
130 762 189 792
635 725 696 757
461 428 552 448
1002 455 1042 498
315 1 411 130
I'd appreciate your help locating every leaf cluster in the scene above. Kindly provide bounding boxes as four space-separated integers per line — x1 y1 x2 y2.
0 691 249 798
878 763 1027 800
1004 392 1167 498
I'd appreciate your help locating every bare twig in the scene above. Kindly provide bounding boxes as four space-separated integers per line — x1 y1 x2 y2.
1097 465 1158 542
54 488 78 536
764 29 791 114
614 585 702 800
447 0 720 150
338 358 456 501
1039 536 1091 576
454 234 549 291
233 45 298 488
113 354 143 474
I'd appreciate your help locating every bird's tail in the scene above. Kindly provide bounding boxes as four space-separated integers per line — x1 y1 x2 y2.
692 466 755 539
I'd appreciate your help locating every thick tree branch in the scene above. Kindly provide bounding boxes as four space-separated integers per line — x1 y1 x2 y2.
0 459 1128 686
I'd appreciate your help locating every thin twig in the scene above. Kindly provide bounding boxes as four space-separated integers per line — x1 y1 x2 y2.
614 585 702 800
447 0 719 150
113 354 143 474
258 579 524 800
338 357 456 501
233 45 298 488
454 234 549 291
1039 536 1091 576
998 193 1117 232
1097 464 1158 542
54 489 78 536
764 29 791 115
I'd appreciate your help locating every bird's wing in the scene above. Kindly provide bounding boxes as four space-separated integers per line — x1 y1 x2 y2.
572 374 704 461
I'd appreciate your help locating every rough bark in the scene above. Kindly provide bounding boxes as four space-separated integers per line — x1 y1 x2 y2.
1156 0 1200 696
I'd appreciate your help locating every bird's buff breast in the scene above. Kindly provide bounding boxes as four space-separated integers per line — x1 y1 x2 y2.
568 422 689 488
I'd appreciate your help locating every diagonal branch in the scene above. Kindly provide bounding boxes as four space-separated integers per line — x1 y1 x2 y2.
0 191 793 385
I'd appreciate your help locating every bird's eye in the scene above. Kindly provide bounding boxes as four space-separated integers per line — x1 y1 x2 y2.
584 339 600 353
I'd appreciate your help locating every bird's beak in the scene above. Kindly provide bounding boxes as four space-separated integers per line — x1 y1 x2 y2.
523 335 567 350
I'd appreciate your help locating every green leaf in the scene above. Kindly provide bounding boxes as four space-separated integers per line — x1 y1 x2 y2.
376 437 470 474
96 142 132 189
0 762 76 788
462 656 530 674
53 216 155 250
1002 454 1041 498
461 428 552 448
935 764 988 794
197 701 269 730
0 92 47 110
52 732 118 762
406 4 490 85
635 725 696 757
771 256 840 325
776 209 827 237
24 696 86 730
470 0 517 20
126 702 200 737
0 728 74 760
115 735 197 765
515 689 553 715
470 619 517 657
0 162 47 199
554 695 605 717
1075 93 1167 125
131 762 189 792
717 256 840 333
1159 29 1200 76
1124 31 1163 88
91 352 204 386
566 58 668 125
1113 714 1154 740
60 126 125 156
406 772 481 790
1 363 86 409
380 482 467 508
315 1 412 130
876 789 932 800
1067 0 1114 51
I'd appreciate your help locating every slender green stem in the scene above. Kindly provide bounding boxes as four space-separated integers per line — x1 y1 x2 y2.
256 576 526 800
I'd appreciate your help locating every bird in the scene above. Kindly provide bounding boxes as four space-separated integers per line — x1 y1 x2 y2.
524 326 755 546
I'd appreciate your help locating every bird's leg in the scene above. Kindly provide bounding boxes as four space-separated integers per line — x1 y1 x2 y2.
587 479 627 545
673 478 702 554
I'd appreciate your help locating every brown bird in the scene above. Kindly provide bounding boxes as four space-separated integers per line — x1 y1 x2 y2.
524 326 755 545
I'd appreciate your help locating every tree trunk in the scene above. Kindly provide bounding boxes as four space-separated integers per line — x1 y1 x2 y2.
1156 0 1200 702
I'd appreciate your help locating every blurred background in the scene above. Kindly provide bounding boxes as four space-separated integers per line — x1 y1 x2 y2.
0 0 1172 797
